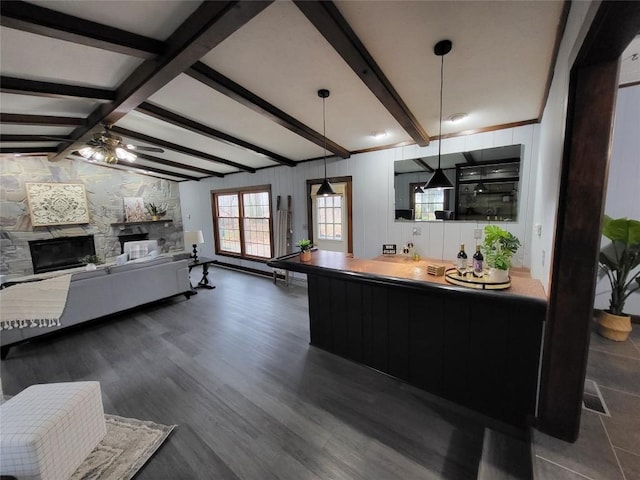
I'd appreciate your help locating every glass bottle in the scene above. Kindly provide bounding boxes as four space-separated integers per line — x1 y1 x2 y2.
473 245 484 277
456 244 468 276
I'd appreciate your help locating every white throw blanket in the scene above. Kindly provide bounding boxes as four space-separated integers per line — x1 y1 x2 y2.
0 274 72 330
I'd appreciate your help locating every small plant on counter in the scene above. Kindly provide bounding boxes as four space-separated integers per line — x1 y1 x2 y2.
297 239 313 252
482 225 520 270
79 254 103 265
145 202 167 218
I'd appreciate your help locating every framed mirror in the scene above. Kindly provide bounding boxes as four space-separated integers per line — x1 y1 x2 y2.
394 144 523 222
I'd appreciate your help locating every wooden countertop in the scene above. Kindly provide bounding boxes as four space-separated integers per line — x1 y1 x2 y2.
269 250 547 302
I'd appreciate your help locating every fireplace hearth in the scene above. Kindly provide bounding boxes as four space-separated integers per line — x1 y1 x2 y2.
29 235 96 274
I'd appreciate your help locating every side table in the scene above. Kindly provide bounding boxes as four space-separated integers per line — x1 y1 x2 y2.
188 256 216 292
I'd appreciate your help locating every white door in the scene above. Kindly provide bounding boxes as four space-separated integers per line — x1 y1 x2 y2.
311 182 348 253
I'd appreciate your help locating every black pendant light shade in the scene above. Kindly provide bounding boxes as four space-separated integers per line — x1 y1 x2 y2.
317 179 334 196
425 168 453 190
425 39 454 190
317 88 335 196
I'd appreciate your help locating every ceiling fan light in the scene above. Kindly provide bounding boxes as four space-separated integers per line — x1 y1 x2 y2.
317 178 335 196
116 147 136 162
424 168 454 190
79 147 94 159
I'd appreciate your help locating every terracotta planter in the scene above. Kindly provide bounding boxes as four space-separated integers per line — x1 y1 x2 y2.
300 250 312 262
151 215 159 221
597 310 632 342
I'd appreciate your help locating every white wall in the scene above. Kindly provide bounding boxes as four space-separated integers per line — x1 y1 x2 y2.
179 124 539 276
529 0 599 292
594 85 640 314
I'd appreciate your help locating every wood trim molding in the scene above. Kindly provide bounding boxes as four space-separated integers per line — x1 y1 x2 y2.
306 176 353 254
537 0 572 121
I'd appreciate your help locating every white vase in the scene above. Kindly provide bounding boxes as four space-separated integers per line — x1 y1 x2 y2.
487 267 509 283
86 263 97 271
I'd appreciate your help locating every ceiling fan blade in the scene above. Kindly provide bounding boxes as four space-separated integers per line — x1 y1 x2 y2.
126 145 164 153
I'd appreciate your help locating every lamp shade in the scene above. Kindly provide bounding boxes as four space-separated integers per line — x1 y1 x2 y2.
184 230 204 245
424 168 454 190
317 178 335 196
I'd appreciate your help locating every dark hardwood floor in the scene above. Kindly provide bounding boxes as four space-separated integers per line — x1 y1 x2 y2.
1 267 488 479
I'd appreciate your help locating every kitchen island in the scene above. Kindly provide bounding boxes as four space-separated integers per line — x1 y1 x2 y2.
269 250 547 427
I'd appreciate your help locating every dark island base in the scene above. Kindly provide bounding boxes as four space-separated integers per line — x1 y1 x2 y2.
307 273 544 428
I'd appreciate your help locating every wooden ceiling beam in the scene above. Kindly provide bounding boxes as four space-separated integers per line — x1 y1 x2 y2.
134 152 224 177
0 147 57 154
0 76 115 101
73 157 203 182
188 62 351 159
136 102 296 167
51 1 273 161
413 158 434 172
294 1 430 147
111 126 255 173
0 0 163 58
0 113 84 126
0 135 71 142
462 152 476 165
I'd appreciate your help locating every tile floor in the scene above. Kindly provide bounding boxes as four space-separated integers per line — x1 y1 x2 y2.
533 319 640 480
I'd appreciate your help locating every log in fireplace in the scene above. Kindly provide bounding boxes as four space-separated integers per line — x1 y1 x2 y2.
29 235 96 274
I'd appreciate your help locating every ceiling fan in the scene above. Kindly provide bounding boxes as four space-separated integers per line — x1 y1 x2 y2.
36 125 164 164
76 125 164 164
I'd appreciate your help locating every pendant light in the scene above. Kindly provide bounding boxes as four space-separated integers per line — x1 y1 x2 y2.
475 167 489 193
424 40 454 190
317 88 335 196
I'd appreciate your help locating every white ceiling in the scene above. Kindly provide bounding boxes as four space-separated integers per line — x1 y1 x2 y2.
0 0 603 182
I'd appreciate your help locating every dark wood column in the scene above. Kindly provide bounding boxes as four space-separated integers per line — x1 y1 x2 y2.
538 1 640 441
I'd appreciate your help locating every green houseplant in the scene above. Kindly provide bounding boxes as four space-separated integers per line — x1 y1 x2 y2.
145 202 167 220
482 225 521 282
597 215 640 341
297 239 313 262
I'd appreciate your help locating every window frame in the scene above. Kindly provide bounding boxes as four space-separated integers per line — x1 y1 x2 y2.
211 185 274 262
410 183 451 221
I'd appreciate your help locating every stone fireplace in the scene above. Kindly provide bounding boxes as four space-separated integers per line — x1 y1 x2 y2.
28 235 96 274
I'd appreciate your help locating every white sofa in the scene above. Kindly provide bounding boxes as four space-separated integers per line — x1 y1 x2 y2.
0 252 192 359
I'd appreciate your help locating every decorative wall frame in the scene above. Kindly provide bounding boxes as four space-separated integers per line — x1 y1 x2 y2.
26 183 90 227
123 197 146 222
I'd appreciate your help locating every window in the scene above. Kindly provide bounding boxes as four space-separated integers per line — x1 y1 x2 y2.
411 184 446 221
213 186 273 260
317 195 342 240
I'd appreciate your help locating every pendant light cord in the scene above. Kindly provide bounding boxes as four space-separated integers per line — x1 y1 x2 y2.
323 95 327 178
438 52 444 169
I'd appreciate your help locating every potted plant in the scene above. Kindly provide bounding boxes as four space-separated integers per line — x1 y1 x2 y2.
145 202 167 221
79 254 103 271
481 225 521 282
597 215 640 341
297 239 313 262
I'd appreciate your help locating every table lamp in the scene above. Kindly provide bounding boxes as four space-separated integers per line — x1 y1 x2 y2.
184 230 204 261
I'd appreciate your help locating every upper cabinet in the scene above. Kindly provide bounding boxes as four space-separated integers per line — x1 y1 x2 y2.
456 161 520 221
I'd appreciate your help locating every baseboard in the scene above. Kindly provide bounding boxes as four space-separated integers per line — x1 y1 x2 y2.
210 260 275 279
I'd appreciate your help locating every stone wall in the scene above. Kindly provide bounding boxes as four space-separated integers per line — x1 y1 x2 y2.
0 155 185 278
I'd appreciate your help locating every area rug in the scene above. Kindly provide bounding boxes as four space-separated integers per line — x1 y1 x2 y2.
70 414 176 480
